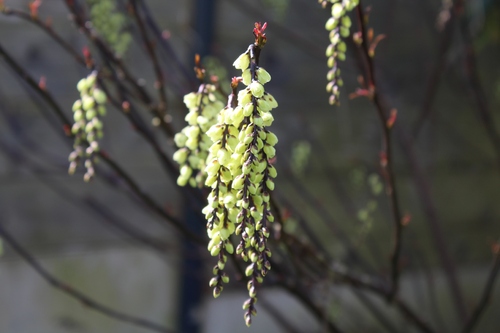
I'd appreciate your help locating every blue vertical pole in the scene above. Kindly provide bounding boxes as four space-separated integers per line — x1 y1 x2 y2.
179 1 216 333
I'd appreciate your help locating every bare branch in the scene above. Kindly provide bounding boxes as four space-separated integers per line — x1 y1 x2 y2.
0 222 175 333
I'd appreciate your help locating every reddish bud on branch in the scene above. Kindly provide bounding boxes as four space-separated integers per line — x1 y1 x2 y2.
253 22 267 47
387 109 397 129
29 0 42 18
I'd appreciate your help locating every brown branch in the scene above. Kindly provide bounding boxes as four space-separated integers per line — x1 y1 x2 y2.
0 222 174 333
281 232 436 333
458 16 500 171
411 0 465 139
355 2 404 300
0 42 203 244
129 0 173 137
461 242 500 333
1 6 87 66
63 0 176 139
222 0 325 60
396 127 468 321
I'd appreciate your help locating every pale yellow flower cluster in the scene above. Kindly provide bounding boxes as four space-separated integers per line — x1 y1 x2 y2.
173 84 224 187
69 71 107 182
323 0 358 105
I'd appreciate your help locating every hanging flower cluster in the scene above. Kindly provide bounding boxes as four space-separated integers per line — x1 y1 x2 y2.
203 22 278 327
173 56 225 188
320 0 359 105
68 71 107 182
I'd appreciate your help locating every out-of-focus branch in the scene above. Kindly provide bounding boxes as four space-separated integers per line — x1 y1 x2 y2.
0 222 174 333
411 0 465 139
0 42 203 244
129 0 173 137
63 0 177 139
1 6 87 66
354 2 403 300
461 241 500 333
458 15 500 171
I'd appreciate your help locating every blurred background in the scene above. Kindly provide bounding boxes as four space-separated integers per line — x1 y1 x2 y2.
0 0 500 332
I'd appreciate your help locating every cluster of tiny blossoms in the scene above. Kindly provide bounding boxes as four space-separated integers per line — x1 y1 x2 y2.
320 0 358 105
69 71 107 182
203 22 278 327
173 82 224 187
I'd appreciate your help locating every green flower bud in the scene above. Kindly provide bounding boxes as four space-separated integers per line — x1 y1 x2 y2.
249 81 265 98
82 96 95 111
184 92 199 108
213 286 222 298
97 105 106 116
239 90 252 105
325 17 338 31
77 78 89 92
72 100 82 112
257 98 271 113
73 110 84 122
233 52 250 70
180 165 193 177
243 103 254 117
245 265 254 277
254 116 263 127
261 112 274 126
86 109 97 120
205 174 218 187
177 175 189 186
209 277 218 287
93 89 107 104
242 69 252 86
256 67 271 85
327 56 336 68
266 178 275 191
227 136 239 150
264 145 276 158
340 26 350 38
232 175 245 190
326 44 335 57
268 165 277 178
265 132 278 146
341 16 352 28
331 3 344 18
264 93 278 108
174 133 187 147
219 228 230 240
210 245 221 256
226 242 234 254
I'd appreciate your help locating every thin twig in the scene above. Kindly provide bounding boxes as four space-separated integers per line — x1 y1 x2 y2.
411 0 465 139
63 0 176 139
129 0 173 136
0 42 203 244
461 242 500 333
458 15 500 171
1 6 87 66
355 2 404 300
0 222 174 333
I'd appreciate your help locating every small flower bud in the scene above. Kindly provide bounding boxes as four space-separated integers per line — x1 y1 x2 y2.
233 52 250 70
249 81 265 98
